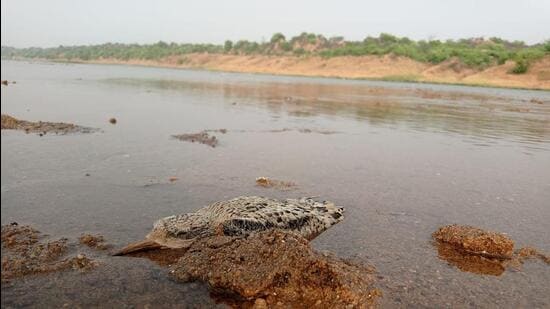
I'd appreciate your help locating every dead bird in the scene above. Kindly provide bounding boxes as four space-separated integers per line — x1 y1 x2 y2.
114 196 344 256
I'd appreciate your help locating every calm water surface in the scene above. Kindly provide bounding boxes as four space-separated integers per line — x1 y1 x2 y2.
1 60 550 308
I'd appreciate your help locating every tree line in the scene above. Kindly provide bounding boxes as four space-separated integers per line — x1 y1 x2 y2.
2 33 548 73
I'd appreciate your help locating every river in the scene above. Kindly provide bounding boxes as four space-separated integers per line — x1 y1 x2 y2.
2 60 549 308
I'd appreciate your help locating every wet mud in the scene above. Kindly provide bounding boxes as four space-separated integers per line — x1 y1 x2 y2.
172 131 219 147
1 224 97 283
1 114 97 135
170 230 380 308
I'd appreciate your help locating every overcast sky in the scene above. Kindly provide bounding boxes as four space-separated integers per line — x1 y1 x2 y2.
2 0 549 48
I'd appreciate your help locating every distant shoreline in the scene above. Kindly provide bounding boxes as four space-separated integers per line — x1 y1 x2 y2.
4 54 550 90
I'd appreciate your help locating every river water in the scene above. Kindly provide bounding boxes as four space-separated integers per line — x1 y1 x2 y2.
1 60 550 308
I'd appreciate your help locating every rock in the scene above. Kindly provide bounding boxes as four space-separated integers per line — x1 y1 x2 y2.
170 230 380 308
433 224 514 259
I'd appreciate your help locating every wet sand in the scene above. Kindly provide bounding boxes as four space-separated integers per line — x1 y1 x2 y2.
1 60 550 308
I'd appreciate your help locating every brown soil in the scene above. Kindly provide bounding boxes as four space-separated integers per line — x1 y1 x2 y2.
432 224 514 259
1 114 97 135
172 131 218 147
1 224 97 282
86 54 550 90
255 177 297 191
170 230 380 308
78 234 111 250
109 117 117 124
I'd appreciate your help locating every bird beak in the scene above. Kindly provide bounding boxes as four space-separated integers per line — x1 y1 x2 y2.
112 239 162 256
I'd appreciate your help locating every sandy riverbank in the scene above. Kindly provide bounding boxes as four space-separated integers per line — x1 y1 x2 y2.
77 54 550 90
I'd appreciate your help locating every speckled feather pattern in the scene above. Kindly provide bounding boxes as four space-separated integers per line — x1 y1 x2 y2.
147 196 345 248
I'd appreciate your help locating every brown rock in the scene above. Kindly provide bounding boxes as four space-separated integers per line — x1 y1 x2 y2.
170 230 380 308
433 224 514 259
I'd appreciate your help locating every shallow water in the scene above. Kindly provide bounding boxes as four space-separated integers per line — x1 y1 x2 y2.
1 60 550 308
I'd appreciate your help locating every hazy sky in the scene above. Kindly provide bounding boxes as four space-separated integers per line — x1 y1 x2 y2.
2 0 549 48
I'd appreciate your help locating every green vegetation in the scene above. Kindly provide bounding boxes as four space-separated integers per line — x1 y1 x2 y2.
224 40 233 53
510 59 529 74
2 33 548 73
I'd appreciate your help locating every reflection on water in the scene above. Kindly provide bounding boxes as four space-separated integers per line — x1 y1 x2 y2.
434 241 506 276
107 78 550 147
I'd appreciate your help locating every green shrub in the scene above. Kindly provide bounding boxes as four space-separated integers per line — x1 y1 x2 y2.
270 33 286 44
280 42 292 52
293 48 306 56
510 59 529 74
2 32 547 70
224 40 233 52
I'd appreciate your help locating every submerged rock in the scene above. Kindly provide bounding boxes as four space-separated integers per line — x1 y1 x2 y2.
433 224 549 276
433 224 514 259
435 241 506 276
170 230 380 308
